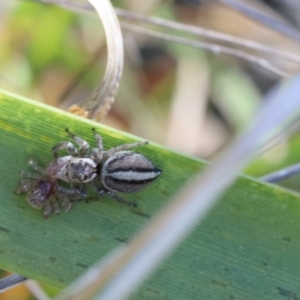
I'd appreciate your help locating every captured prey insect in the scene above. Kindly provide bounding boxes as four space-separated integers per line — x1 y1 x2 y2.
46 128 162 207
15 156 83 218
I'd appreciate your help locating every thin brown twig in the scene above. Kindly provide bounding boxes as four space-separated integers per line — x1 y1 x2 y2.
121 22 290 78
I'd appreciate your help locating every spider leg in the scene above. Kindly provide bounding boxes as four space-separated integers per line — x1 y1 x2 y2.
28 156 46 174
19 171 41 180
105 141 148 157
52 141 77 158
43 201 52 219
83 181 99 203
91 148 102 164
103 190 137 207
51 198 61 215
90 180 105 197
57 185 85 202
91 128 103 163
66 129 90 156
15 179 32 194
70 183 88 198
57 194 72 212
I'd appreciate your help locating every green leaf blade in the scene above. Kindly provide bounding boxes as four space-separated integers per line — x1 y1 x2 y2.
1 89 300 299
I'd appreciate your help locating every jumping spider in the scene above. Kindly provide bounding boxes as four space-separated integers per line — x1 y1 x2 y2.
15 156 83 218
46 128 162 206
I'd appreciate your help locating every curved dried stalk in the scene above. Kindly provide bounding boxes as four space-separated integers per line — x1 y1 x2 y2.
56 75 300 300
68 0 124 121
121 22 290 78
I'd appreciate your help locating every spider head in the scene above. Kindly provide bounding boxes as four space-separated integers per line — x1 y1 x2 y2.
67 158 97 183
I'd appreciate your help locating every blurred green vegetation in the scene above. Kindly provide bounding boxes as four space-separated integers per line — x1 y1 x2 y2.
1 2 83 91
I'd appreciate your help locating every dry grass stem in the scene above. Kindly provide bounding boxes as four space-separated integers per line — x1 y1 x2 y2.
121 22 290 78
68 0 124 121
115 8 300 65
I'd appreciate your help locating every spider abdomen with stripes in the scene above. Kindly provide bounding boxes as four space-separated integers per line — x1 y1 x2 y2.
101 151 161 193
